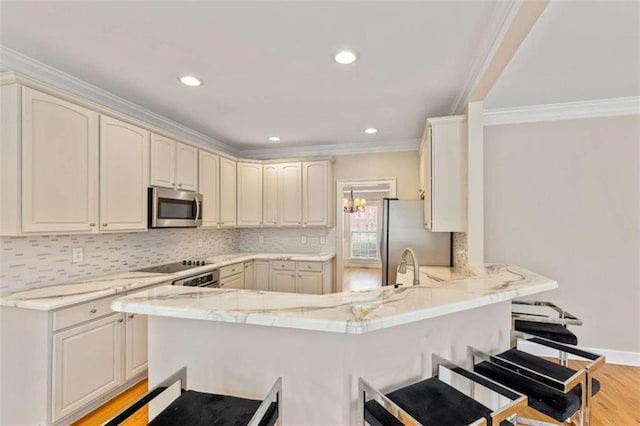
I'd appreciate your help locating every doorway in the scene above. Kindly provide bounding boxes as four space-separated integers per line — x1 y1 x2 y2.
335 179 397 292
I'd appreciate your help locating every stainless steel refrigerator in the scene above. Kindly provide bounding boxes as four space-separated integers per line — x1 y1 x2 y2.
381 198 451 286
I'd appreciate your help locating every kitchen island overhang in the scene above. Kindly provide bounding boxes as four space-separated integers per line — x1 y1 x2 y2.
112 264 557 425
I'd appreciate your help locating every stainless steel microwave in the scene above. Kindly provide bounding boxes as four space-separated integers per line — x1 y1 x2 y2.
148 187 202 228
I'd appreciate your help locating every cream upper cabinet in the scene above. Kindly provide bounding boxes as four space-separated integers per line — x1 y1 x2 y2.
237 162 263 226
21 87 99 233
262 164 279 226
280 162 302 226
219 157 237 227
176 143 198 191
302 161 331 227
422 116 467 232
150 134 197 191
99 116 149 232
198 150 220 228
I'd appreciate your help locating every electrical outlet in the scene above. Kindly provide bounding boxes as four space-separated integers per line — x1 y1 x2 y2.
259 235 265 244
197 238 203 248
320 237 326 244
301 235 307 244
72 247 83 263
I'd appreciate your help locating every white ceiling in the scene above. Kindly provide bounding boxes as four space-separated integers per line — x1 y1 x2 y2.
485 0 640 109
1 1 508 153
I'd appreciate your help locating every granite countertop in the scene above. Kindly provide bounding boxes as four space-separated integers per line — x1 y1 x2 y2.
111 264 557 334
0 252 336 311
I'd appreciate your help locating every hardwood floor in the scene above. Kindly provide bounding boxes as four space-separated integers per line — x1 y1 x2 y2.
76 364 639 425
343 267 381 291
72 379 147 426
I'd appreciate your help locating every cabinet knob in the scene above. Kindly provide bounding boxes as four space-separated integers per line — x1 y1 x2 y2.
102 223 108 227
117 318 124 323
281 264 285 267
89 308 97 314
221 283 225 287
291 274 295 278
178 184 182 187
308 265 311 269
90 223 96 227
128 314 135 319
298 222 301 224
231 269 236 272
171 182 175 186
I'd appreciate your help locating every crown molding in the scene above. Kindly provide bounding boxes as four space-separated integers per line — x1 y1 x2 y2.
484 97 640 126
239 138 421 160
0 45 237 155
449 0 522 115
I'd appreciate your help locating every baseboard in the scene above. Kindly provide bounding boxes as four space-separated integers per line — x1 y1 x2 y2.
518 340 640 367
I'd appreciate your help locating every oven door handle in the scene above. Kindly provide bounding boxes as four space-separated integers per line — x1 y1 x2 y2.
194 195 201 225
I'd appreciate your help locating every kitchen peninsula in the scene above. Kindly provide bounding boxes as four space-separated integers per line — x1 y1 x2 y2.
112 264 557 425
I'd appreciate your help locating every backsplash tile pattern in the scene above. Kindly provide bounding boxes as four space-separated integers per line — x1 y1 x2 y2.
0 228 239 293
239 228 336 254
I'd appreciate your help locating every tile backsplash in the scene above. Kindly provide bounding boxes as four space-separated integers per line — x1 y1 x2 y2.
0 227 337 294
0 228 239 293
239 228 336 255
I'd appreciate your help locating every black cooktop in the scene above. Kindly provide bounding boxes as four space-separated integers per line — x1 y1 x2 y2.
136 260 209 274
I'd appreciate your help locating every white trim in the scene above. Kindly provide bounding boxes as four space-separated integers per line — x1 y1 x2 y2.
484 97 640 126
239 138 421 160
0 45 236 155
449 0 522 115
518 340 640 367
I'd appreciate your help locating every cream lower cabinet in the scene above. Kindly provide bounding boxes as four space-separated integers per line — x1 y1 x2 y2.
297 271 323 295
52 313 123 422
124 312 148 380
254 261 270 291
244 262 255 290
270 269 297 293
220 263 244 289
269 260 332 294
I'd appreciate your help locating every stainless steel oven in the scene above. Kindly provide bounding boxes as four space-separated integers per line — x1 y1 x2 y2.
149 187 202 228
173 269 219 288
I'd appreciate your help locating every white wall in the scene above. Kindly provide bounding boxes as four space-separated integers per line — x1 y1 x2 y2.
484 115 640 352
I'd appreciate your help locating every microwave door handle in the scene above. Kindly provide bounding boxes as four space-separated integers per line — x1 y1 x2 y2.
194 195 201 224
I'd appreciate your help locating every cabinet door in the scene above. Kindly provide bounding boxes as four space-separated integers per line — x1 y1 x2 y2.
270 270 296 293
125 313 148 380
221 273 244 289
423 126 432 229
150 134 175 189
237 162 263 226
302 161 328 226
22 87 98 233
176 143 198 191
280 163 302 226
99 116 149 232
254 261 270 291
219 157 237 227
52 313 123 422
198 150 220 227
244 262 255 290
262 164 279 226
297 271 323 295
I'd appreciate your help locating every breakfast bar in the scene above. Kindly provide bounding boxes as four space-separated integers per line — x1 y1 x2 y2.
112 264 557 425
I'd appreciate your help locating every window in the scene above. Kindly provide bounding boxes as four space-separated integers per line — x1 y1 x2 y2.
350 205 378 259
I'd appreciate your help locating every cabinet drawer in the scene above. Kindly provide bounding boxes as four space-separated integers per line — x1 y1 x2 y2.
296 261 322 272
220 263 242 278
270 261 296 271
53 296 117 331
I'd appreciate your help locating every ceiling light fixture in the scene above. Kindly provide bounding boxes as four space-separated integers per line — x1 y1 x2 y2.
179 75 202 87
333 50 358 65
268 136 281 142
343 187 366 214
364 128 378 134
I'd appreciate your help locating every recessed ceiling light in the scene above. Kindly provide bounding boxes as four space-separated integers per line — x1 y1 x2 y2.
268 136 281 142
333 50 358 65
179 75 202 87
364 128 378 134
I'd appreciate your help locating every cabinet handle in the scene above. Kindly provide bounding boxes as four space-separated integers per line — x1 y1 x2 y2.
89 308 97 314
128 314 135 319
117 318 124 323
90 223 96 227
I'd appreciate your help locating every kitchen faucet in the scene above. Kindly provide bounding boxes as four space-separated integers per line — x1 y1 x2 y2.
398 248 420 286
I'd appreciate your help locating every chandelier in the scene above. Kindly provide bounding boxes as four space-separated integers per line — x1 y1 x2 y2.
343 187 366 213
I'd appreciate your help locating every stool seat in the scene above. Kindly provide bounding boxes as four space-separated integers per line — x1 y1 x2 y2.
514 320 578 345
149 390 278 426
365 377 493 426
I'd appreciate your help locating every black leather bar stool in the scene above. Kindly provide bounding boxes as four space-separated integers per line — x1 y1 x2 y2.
468 331 604 426
359 354 527 426
105 367 281 426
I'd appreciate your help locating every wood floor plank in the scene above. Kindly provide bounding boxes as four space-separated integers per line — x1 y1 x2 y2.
72 379 148 426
